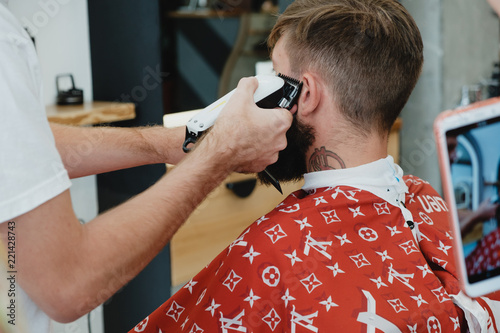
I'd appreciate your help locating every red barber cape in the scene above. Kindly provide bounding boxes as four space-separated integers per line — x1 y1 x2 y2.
130 176 469 332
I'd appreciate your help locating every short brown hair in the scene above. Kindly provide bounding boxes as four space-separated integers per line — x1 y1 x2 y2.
268 0 423 134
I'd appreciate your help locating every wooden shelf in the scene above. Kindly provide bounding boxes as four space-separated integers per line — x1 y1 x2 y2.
46 101 136 126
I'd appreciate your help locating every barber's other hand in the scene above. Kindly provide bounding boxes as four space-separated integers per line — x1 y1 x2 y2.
204 77 293 173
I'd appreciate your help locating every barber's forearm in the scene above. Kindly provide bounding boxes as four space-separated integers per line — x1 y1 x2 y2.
50 123 186 178
70 135 233 317
13 133 235 323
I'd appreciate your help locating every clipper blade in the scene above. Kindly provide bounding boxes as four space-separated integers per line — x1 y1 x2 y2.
276 73 303 110
278 73 302 87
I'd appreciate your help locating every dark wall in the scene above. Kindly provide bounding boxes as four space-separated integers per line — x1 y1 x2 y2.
279 0 294 12
87 0 170 331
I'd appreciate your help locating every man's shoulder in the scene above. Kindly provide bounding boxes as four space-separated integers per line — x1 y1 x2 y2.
403 174 440 197
402 174 449 215
402 174 452 243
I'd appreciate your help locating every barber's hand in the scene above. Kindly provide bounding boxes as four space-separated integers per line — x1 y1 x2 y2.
460 198 500 236
476 198 499 221
205 77 293 173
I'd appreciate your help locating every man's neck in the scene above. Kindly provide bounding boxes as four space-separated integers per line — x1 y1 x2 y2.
305 130 388 172
298 85 389 172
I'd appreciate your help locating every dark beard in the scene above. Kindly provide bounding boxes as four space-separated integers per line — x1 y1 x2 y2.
257 116 315 185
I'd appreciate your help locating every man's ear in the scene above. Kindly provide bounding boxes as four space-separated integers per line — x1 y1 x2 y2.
298 73 321 118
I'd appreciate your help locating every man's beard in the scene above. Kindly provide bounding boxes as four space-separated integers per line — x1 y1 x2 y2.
257 116 315 185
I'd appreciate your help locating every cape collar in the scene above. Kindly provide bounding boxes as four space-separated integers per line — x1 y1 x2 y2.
302 155 408 207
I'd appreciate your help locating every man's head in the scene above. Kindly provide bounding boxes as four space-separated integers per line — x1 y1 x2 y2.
258 0 423 185
268 0 423 135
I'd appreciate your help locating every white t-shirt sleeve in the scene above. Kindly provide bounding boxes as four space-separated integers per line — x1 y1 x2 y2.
0 6 71 223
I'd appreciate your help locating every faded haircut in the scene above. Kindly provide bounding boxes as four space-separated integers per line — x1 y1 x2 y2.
268 0 423 134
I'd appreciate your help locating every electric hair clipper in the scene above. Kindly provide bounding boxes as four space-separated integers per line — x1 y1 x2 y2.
182 73 303 194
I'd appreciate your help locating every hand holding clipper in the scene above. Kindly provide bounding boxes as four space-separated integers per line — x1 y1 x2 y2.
182 74 303 193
